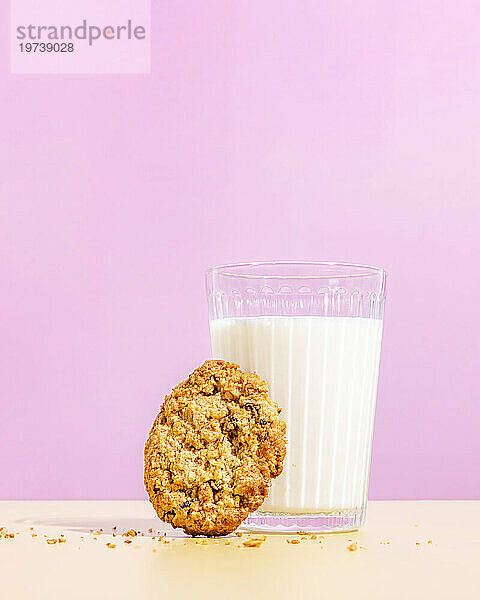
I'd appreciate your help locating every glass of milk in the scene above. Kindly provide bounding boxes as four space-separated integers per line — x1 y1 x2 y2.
206 261 386 532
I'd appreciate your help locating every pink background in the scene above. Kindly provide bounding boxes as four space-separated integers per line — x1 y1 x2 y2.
1 1 479 500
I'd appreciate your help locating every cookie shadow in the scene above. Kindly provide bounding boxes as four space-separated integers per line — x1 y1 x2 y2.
11 515 188 538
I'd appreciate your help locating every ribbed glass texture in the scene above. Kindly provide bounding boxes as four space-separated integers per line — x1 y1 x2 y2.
206 262 386 532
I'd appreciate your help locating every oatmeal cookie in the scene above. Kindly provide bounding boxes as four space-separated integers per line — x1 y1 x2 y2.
144 360 287 536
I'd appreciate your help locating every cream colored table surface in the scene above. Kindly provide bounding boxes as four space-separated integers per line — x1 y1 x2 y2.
1 501 478 599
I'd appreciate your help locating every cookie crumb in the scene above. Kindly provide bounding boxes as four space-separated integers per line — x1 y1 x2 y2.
290 539 300 545
123 529 137 537
347 542 358 552
242 539 262 548
106 543 116 549
46 539 57 545
124 540 132 544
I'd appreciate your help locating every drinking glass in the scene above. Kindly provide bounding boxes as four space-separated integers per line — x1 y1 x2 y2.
206 261 386 532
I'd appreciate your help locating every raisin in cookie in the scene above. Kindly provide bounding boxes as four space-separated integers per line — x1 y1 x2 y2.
144 360 287 536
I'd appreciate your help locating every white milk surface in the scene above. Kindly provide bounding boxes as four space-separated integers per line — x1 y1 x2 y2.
210 316 383 513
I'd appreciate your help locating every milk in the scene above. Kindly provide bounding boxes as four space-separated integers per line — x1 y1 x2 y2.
210 316 383 513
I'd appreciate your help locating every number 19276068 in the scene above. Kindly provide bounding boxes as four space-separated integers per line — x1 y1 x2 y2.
19 42 74 52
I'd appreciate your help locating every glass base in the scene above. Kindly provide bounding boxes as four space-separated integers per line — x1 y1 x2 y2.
241 507 365 533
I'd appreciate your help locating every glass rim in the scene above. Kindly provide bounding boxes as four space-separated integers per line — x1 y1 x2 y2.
206 261 387 280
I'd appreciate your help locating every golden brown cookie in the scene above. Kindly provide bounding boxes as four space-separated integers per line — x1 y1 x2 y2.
144 360 287 536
